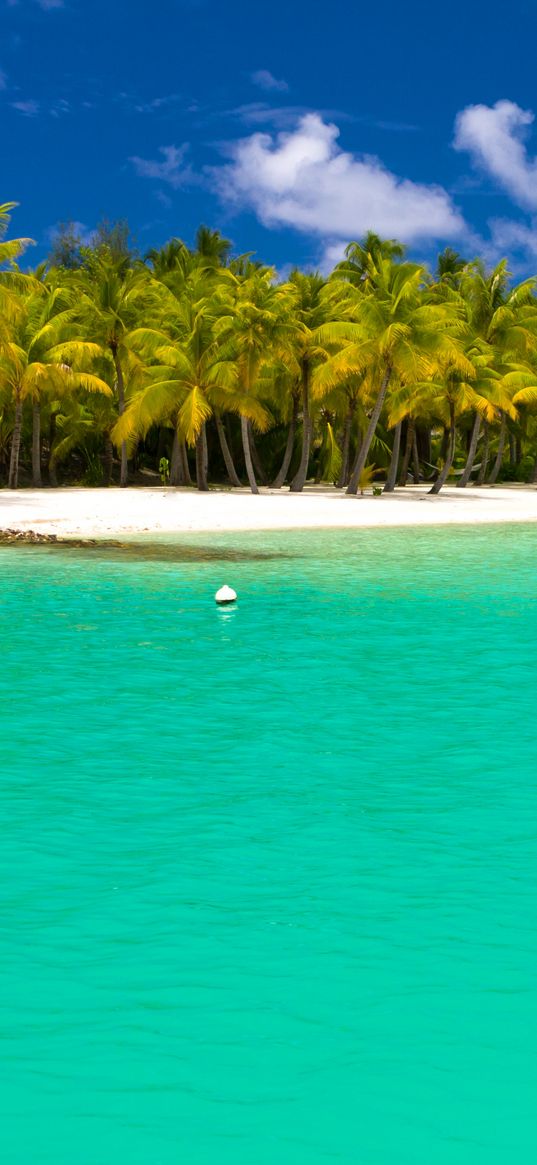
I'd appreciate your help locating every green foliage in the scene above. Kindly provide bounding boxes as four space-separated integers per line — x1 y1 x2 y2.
1 206 537 495
359 465 381 494
159 456 170 485
0 202 34 268
48 222 84 271
82 453 104 486
316 417 342 483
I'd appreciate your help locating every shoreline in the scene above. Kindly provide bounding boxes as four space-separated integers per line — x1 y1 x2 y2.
2 484 537 540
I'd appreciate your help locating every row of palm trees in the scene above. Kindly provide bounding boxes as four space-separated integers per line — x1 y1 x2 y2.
2 202 537 494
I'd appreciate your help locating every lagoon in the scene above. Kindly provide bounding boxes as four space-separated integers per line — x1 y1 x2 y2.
1 525 536 1163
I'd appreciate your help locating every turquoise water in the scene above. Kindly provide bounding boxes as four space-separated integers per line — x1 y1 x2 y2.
1 524 536 1164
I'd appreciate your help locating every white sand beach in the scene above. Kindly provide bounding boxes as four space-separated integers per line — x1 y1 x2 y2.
2 484 537 539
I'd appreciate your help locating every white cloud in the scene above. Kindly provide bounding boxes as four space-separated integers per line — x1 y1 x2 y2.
129 144 192 188
320 242 348 270
488 216 537 259
11 98 39 116
454 99 537 210
215 113 466 247
7 1 65 9
10 94 73 117
232 102 315 129
251 69 289 93
50 97 70 117
134 93 182 114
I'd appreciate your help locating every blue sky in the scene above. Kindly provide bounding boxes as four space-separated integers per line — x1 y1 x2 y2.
4 0 537 272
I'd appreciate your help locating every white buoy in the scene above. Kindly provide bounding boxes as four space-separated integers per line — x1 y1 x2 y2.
215 585 237 605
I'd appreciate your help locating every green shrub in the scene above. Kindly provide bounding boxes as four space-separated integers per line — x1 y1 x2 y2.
159 457 170 486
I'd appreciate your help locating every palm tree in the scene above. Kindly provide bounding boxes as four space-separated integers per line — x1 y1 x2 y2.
48 394 117 484
0 283 110 488
74 256 163 485
316 258 459 495
279 272 355 492
422 358 500 495
436 248 467 288
334 233 406 286
256 358 301 489
6 201 537 494
215 272 292 493
495 367 537 484
0 202 33 269
147 242 247 487
194 225 232 267
388 333 523 494
145 237 191 282
0 205 35 362
113 270 269 491
359 262 464 495
454 262 537 486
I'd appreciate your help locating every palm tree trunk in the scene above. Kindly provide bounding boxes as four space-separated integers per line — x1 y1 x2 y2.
113 349 128 488
47 411 58 486
180 440 191 485
509 433 517 467
531 450 537 484
416 425 431 466
429 402 456 494
195 425 208 490
215 412 241 487
104 437 114 485
8 388 23 490
347 367 391 496
398 417 415 486
241 416 258 494
476 422 490 486
272 396 299 488
336 402 355 489
170 431 182 486
170 432 192 486
32 400 42 488
203 425 209 484
383 420 402 493
249 427 268 485
438 426 449 466
488 414 506 484
412 431 420 483
457 412 481 487
290 360 312 492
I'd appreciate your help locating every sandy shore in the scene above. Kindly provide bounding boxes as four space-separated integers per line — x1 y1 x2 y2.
1 484 537 539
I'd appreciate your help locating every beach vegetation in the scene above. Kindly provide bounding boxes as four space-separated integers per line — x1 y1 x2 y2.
2 202 537 493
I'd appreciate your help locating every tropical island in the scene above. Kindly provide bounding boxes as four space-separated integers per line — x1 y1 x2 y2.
2 200 537 538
